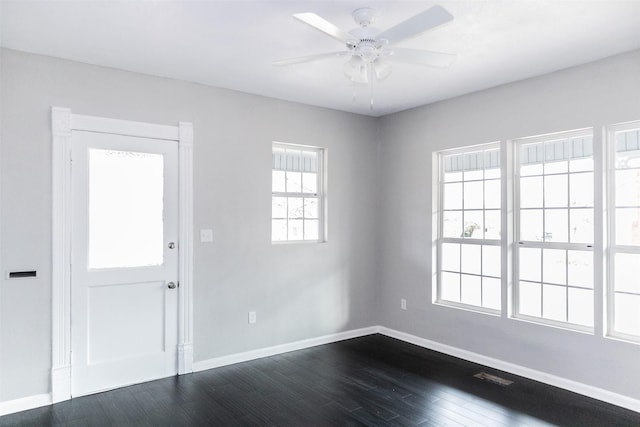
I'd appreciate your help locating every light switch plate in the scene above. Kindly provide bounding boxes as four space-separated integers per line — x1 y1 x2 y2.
200 229 213 242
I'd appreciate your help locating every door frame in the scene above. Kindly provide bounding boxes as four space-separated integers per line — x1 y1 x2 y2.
50 107 194 403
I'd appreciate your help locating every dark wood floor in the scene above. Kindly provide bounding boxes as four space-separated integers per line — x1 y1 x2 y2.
2 334 640 426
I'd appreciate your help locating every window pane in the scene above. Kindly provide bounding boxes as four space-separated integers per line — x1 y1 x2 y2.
288 197 303 219
520 177 543 208
442 243 460 272
484 210 501 240
302 172 317 194
286 171 302 193
89 149 163 269
464 181 483 210
568 288 593 326
272 170 285 193
543 249 566 285
303 198 318 219
520 209 543 241
569 173 593 207
464 169 483 181
441 272 460 302
286 149 302 171
304 220 319 240
443 211 462 238
544 174 568 208
288 219 303 240
461 274 481 306
519 247 541 282
444 171 462 182
521 163 543 176
569 209 593 244
484 179 500 209
615 208 640 246
544 160 568 174
545 209 568 242
615 169 640 207
567 250 593 289
542 284 567 322
272 219 287 241
482 277 501 310
519 281 541 317
482 245 501 278
615 253 640 294
272 197 287 218
463 210 483 238
485 168 500 180
444 183 462 210
614 293 640 336
460 244 481 275
569 158 593 173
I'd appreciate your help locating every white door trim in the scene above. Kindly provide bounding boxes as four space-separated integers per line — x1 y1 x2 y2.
51 107 194 403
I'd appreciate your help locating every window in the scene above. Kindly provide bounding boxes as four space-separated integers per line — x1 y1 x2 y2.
437 144 502 312
271 143 324 242
609 123 640 340
515 130 594 329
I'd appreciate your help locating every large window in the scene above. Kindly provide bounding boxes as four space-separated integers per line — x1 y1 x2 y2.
435 123 640 342
271 143 324 243
437 145 502 312
515 130 594 329
609 123 640 339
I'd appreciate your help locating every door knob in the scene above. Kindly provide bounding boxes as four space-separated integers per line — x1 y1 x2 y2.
168 282 176 289
168 242 176 249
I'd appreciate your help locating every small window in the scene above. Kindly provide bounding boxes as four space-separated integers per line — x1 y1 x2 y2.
515 130 594 329
272 143 325 243
609 123 640 340
437 144 502 313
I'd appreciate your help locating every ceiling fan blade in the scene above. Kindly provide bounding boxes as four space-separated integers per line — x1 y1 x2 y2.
293 13 353 44
387 48 456 68
377 5 453 45
273 51 351 66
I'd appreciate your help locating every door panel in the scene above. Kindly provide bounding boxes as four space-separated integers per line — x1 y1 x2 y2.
71 131 178 397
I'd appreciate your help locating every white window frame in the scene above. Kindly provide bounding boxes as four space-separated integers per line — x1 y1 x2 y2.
435 142 502 315
606 120 640 343
513 128 595 332
271 142 326 244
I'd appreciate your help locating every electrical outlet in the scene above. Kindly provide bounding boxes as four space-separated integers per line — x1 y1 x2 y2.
200 229 213 242
248 311 257 324
401 299 407 310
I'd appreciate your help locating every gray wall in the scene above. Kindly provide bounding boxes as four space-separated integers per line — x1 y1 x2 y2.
0 48 379 401
2 45 640 406
377 49 640 399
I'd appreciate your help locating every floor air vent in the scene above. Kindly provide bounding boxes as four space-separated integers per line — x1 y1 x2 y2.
474 372 513 386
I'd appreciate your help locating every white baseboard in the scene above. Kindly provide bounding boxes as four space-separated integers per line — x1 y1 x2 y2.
193 326 378 372
178 343 194 374
0 394 51 416
378 326 640 413
3 325 639 416
51 364 71 404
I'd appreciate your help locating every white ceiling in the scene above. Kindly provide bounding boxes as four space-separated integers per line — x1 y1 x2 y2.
2 0 640 117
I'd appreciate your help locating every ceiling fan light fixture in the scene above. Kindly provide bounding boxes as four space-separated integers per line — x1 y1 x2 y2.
373 60 392 81
344 56 369 84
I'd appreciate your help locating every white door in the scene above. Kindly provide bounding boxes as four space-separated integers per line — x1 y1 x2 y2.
70 130 179 397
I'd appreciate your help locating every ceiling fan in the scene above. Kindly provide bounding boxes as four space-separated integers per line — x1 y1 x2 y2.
273 5 456 87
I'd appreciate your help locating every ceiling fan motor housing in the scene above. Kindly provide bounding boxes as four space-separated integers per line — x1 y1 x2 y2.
352 7 379 26
347 27 387 62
